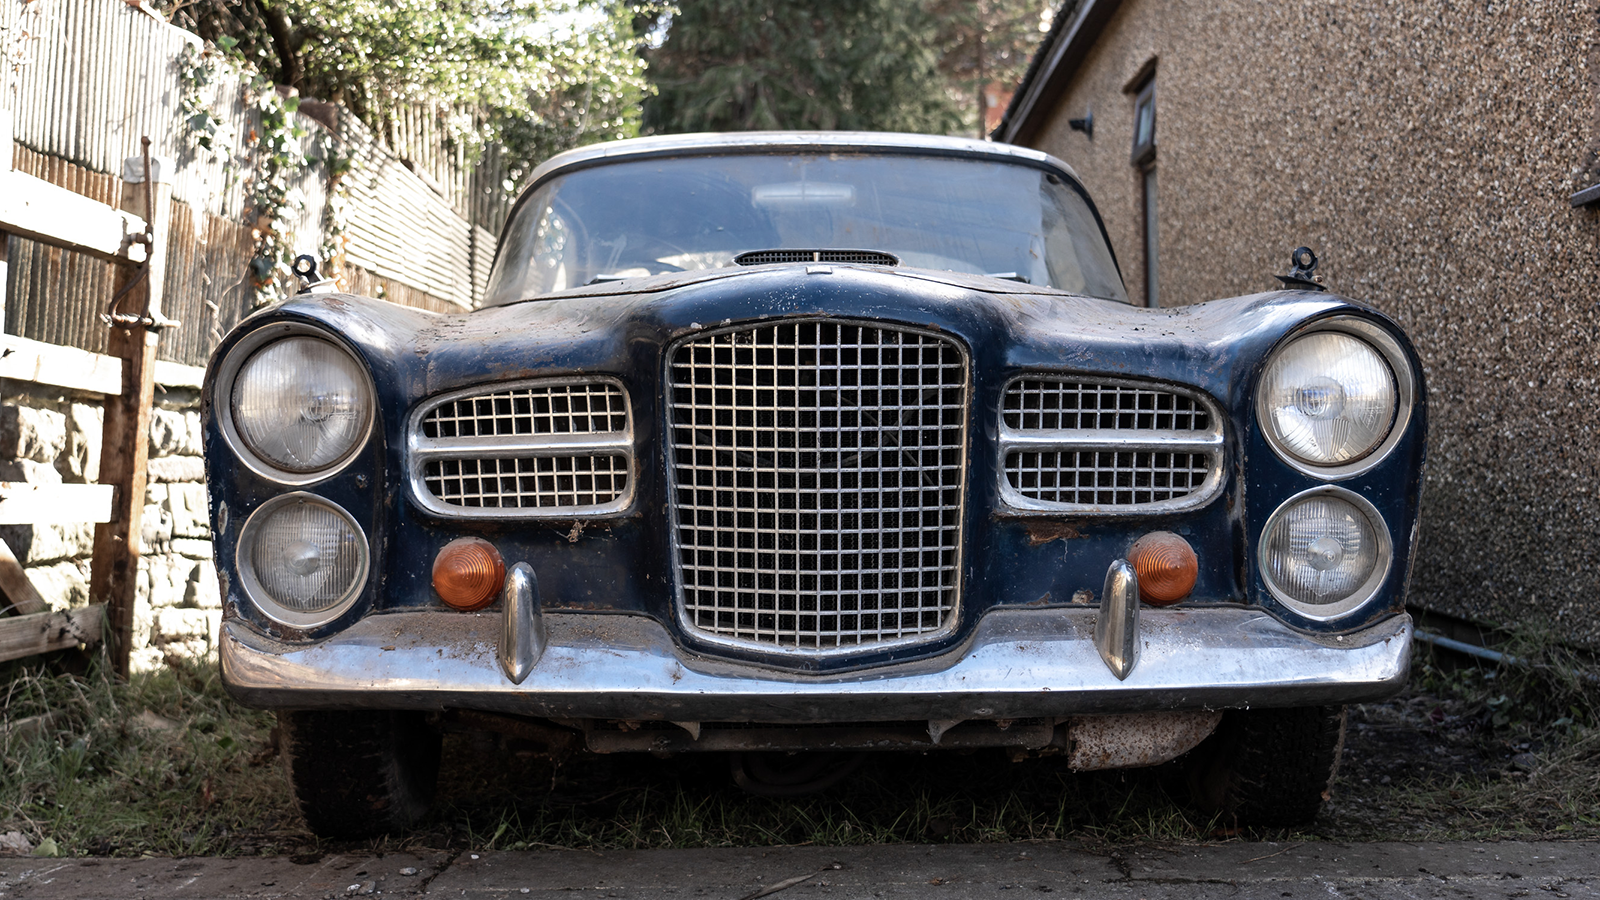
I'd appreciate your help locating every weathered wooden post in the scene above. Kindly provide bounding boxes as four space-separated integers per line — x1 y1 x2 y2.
90 138 171 677
1 108 11 336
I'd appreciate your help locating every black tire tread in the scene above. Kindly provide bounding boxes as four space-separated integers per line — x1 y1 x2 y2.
1189 705 1346 827
280 710 442 839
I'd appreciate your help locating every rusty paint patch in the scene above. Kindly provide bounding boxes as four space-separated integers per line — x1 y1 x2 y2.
1024 520 1081 546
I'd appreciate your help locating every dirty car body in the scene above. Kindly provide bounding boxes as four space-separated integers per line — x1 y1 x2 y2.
204 132 1425 834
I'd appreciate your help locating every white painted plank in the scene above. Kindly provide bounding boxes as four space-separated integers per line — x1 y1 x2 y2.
0 334 124 394
0 334 207 394
0 169 147 262
0 482 115 525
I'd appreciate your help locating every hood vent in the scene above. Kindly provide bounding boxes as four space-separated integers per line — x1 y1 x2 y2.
735 249 900 267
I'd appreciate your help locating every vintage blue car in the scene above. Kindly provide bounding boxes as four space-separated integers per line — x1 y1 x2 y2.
204 132 1424 837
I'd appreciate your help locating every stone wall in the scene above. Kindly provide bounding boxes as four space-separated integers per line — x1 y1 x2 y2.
0 382 217 670
1017 0 1600 644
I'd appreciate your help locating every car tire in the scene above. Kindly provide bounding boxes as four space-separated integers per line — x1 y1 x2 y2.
1186 705 1346 827
280 710 442 839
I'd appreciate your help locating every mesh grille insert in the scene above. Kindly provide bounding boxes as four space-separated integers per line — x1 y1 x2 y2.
1003 380 1209 432
423 455 629 509
1005 450 1212 505
667 320 967 651
422 382 628 438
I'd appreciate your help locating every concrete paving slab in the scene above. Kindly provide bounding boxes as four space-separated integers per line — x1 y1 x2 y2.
430 842 1600 899
429 842 1122 897
0 843 1595 899
0 851 449 899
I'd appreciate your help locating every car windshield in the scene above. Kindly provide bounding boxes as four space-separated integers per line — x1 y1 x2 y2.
484 152 1128 305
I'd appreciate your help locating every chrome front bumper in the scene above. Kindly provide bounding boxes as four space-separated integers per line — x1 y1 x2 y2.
221 606 1412 722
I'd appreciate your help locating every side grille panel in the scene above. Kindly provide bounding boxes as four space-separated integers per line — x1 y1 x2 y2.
1005 450 1212 505
1000 378 1224 513
409 378 634 518
667 320 967 653
422 383 629 438
423 455 630 509
1004 381 1210 432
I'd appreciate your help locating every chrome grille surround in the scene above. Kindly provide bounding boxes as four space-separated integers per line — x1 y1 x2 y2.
1000 377 1224 513
407 378 634 518
666 319 968 655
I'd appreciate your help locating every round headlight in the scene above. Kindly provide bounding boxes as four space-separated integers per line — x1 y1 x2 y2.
229 335 372 478
238 493 369 627
1258 488 1391 619
1259 330 1395 468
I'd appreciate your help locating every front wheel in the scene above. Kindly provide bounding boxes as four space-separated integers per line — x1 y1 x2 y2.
1187 705 1347 827
280 710 442 839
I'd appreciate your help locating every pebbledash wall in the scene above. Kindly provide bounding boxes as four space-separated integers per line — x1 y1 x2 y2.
998 1 1600 644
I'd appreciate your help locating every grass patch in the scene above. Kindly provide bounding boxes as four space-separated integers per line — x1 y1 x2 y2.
0 651 299 857
1317 620 1600 840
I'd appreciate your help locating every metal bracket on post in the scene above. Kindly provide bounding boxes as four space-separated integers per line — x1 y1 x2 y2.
90 136 173 678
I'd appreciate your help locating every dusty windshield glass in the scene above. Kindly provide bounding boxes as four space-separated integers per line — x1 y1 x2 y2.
485 153 1127 305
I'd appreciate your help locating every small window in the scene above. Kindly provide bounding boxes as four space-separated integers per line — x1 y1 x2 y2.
1131 78 1156 166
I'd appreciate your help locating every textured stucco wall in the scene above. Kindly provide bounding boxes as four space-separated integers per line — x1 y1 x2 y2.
1025 0 1600 642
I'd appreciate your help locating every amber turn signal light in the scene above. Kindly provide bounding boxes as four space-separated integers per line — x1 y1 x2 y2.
1128 531 1197 606
432 537 506 611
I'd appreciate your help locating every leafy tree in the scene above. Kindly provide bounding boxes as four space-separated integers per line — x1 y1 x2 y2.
642 0 964 134
930 0 1055 137
642 0 1055 137
156 0 654 188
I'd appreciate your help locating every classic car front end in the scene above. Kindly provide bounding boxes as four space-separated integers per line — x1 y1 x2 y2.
204 133 1424 836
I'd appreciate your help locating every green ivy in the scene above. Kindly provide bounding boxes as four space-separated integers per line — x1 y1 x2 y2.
177 38 349 306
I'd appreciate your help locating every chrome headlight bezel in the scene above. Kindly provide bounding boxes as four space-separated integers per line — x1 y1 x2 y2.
1256 485 1394 621
214 323 376 485
1255 316 1415 480
235 492 370 628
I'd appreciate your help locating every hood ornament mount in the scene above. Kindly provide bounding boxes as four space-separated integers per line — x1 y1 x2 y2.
1274 246 1326 291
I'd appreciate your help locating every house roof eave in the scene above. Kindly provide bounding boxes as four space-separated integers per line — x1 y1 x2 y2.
993 0 1123 146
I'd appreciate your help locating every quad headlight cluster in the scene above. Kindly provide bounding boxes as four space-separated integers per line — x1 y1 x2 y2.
217 326 375 627
1254 318 1414 620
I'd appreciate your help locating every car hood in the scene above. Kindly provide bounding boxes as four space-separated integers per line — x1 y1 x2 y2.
262 264 1361 417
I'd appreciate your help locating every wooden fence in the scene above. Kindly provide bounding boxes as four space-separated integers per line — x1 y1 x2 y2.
1 0 510 368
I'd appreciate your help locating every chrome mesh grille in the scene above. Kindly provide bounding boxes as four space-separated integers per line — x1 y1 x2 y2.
1003 381 1210 432
1000 378 1223 512
410 379 634 517
1005 450 1212 505
421 383 628 438
422 455 630 509
667 320 967 651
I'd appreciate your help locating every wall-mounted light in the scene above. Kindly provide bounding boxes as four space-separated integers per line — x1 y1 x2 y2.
1068 108 1093 139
